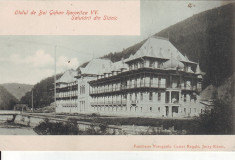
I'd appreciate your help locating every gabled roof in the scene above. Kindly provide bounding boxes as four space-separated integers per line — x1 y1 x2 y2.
56 69 77 83
80 58 112 75
112 60 128 71
125 36 200 71
125 37 196 64
97 59 128 75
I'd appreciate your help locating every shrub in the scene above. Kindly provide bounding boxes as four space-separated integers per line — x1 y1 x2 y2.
33 118 79 135
189 99 235 134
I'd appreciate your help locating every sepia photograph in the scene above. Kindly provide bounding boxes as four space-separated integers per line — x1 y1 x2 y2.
0 0 234 137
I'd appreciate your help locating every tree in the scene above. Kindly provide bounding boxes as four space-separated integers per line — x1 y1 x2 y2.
191 99 234 134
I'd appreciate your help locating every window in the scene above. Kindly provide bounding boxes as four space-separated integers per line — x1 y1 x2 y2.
149 92 153 101
158 107 160 112
149 60 154 67
158 92 161 101
140 77 144 86
134 78 137 87
184 94 187 102
140 92 143 101
144 60 146 67
150 77 153 86
184 108 186 113
140 61 144 68
80 85 85 94
172 106 178 113
150 107 152 112
157 62 162 68
123 94 127 99
158 77 161 86
134 62 138 70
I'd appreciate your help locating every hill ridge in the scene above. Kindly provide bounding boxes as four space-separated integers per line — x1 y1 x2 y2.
0 85 18 110
1 83 33 100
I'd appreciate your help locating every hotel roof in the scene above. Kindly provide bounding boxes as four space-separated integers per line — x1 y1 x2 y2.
56 69 77 83
126 37 196 65
80 58 112 75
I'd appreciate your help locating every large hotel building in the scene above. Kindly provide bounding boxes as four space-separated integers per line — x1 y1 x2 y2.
56 37 205 118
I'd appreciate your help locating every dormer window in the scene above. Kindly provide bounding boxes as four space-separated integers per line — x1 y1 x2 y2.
188 66 191 72
140 61 144 68
157 62 162 68
134 62 138 70
149 60 154 68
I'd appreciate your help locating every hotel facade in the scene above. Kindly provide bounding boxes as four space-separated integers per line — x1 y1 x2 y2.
56 37 205 118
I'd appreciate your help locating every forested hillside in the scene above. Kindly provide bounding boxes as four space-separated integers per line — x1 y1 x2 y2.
0 86 18 110
2 83 33 100
20 74 62 109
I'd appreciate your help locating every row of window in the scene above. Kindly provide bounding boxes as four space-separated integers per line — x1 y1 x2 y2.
182 93 197 102
91 92 198 104
129 60 164 70
183 108 202 114
57 82 78 88
91 92 162 103
56 91 78 97
128 60 194 73
62 105 77 108
91 79 198 94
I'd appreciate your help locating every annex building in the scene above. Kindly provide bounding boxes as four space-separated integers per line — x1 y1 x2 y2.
55 37 205 118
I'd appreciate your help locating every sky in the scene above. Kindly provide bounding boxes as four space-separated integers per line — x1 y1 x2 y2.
0 0 232 85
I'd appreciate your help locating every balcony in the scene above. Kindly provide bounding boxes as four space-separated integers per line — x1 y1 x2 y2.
90 86 122 94
90 100 127 106
125 83 166 89
90 82 167 94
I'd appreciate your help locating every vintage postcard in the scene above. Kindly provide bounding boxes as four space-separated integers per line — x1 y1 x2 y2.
0 0 234 151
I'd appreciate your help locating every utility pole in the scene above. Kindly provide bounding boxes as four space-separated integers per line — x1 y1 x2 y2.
32 89 34 112
54 45 57 116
